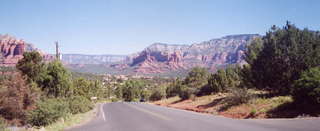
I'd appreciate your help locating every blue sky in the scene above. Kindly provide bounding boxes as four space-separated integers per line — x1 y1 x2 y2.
0 0 319 55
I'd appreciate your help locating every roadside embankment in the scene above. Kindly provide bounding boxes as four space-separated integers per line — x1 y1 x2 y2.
23 103 101 131
152 91 320 119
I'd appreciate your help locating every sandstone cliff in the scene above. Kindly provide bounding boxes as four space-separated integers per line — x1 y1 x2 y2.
66 34 260 76
0 34 28 66
0 34 50 66
127 34 259 73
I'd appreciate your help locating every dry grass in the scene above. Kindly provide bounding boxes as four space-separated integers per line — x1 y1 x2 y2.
152 90 294 119
222 96 292 118
44 107 97 131
153 96 181 106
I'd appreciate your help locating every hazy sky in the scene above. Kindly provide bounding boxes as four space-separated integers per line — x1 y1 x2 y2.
0 0 319 55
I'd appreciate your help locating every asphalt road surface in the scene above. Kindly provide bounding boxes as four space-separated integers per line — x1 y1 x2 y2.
67 102 320 131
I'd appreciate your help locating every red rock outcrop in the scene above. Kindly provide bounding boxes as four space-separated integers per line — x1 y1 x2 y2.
126 34 260 74
130 50 185 74
167 51 184 69
0 35 26 66
65 34 260 75
0 34 52 66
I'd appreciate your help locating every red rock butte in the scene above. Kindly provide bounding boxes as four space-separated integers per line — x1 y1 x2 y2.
0 34 54 67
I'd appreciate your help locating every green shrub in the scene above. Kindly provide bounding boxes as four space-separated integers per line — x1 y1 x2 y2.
73 78 104 100
293 67 320 105
140 89 151 101
179 87 197 100
110 97 120 102
198 85 213 96
183 67 209 89
16 51 45 83
68 96 93 114
27 98 70 127
250 108 257 116
0 73 38 125
226 88 252 105
121 80 145 101
42 60 73 98
166 78 183 98
199 67 241 96
149 89 165 101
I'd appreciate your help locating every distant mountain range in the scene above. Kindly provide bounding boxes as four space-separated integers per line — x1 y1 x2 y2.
1 34 260 76
65 34 260 76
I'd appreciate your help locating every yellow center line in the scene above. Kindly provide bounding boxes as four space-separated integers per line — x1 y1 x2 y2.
125 103 171 121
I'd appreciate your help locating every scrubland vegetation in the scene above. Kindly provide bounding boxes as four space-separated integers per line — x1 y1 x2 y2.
153 22 320 118
1 22 320 130
103 22 320 119
0 52 103 130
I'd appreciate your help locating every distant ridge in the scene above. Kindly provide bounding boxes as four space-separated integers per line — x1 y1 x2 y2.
61 54 128 64
66 34 260 76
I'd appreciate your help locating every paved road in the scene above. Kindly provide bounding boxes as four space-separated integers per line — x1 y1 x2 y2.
68 102 320 131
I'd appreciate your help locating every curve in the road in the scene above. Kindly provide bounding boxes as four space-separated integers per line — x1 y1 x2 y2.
67 102 320 131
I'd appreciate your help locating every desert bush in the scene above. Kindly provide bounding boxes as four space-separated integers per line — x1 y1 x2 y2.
184 67 209 89
110 97 120 102
209 70 228 92
121 80 145 101
68 96 93 114
293 67 320 105
149 89 166 101
166 78 183 97
179 87 197 100
16 51 45 83
0 73 38 124
199 67 241 96
190 94 196 101
198 85 213 96
27 98 70 127
73 78 104 100
140 89 151 101
225 88 252 105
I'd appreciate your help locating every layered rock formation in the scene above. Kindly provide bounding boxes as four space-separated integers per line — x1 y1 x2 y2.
2 34 259 75
0 34 51 66
130 50 185 73
126 34 260 73
0 34 27 66
65 34 260 75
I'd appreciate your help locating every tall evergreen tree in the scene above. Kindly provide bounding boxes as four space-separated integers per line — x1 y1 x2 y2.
16 51 45 83
42 60 73 98
243 22 320 94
